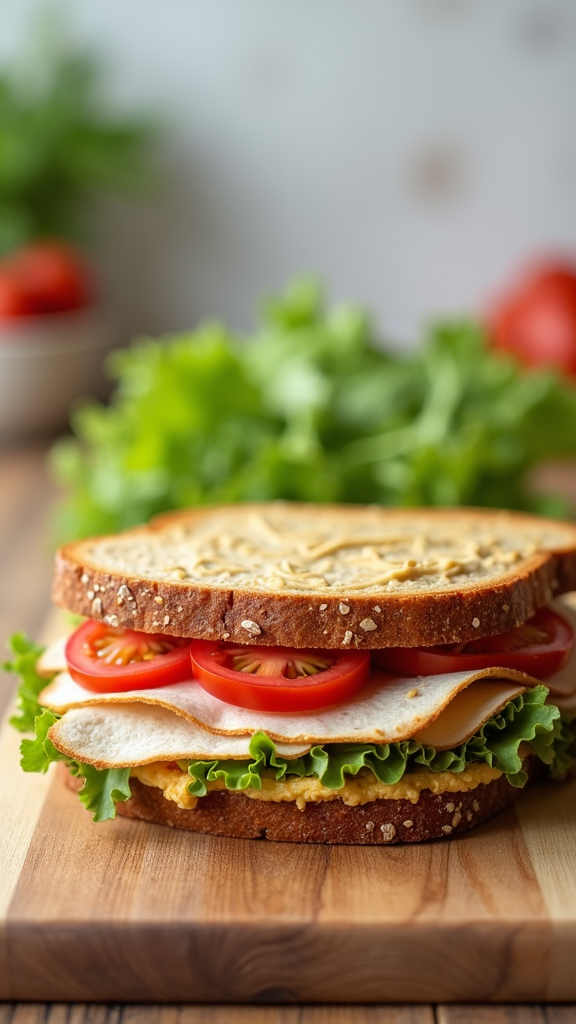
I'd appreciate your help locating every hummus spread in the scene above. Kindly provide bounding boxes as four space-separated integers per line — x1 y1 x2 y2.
131 760 503 812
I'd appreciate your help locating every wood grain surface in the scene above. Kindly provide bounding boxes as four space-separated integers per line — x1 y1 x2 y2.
1 1008 575 1024
2 697 576 1004
0 1007 435 1024
1 445 576 1020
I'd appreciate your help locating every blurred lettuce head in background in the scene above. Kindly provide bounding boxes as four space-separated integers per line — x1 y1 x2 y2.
51 279 576 541
0 6 158 256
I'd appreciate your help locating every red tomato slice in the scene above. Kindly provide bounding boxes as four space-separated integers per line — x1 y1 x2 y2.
373 607 573 679
65 621 193 693
190 641 370 711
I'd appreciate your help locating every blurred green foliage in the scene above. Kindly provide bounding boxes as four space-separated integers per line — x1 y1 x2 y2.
0 13 157 254
51 280 576 540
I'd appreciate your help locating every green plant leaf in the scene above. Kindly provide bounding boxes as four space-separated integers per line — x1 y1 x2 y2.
73 762 132 822
5 633 48 732
20 709 131 821
50 283 576 541
0 25 159 252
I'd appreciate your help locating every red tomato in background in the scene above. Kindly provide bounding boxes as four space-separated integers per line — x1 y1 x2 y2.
488 261 576 376
0 240 93 318
0 269 31 316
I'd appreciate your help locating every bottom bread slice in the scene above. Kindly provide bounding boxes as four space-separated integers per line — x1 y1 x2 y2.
62 762 540 844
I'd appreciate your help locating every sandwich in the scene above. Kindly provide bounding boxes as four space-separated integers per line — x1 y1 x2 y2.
9 503 576 844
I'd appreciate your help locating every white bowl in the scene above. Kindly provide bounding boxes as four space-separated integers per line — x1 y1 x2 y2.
0 306 113 438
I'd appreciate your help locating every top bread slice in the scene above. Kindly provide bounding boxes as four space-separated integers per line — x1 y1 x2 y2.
52 503 576 650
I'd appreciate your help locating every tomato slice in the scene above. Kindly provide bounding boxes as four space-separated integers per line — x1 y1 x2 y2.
190 641 370 711
373 607 573 679
65 621 193 693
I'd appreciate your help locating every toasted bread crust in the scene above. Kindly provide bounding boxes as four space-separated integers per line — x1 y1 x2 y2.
52 504 576 649
62 765 536 843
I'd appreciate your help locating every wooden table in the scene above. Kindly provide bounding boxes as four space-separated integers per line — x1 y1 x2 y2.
1 443 575 1024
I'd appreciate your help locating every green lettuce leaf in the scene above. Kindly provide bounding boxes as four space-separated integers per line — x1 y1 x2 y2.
20 709 63 771
71 762 132 821
545 710 576 779
20 708 131 822
182 732 308 797
4 633 48 732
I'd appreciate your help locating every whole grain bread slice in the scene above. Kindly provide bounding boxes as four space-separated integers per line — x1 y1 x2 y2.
52 503 576 649
62 760 542 844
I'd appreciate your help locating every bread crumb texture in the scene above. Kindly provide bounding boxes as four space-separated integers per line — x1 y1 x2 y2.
76 506 574 596
131 760 503 813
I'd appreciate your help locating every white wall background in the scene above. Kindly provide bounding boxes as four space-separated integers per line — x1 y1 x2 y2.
2 0 576 348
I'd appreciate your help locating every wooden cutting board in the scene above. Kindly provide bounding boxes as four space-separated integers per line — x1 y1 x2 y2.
1 709 575 1006
1 607 576 1005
